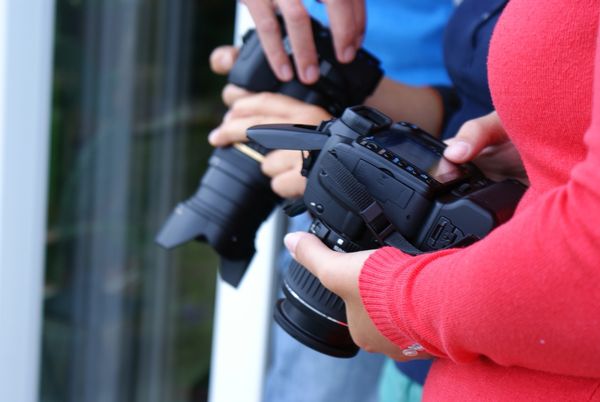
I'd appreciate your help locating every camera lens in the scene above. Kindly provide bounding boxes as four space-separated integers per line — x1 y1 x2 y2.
274 260 358 358
156 141 280 286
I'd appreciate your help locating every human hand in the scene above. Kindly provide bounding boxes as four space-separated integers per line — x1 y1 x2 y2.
443 111 529 185
262 150 306 198
208 92 330 198
241 0 365 84
209 45 252 107
284 232 434 361
208 91 331 146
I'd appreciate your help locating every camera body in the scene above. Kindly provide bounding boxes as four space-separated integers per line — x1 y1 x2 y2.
229 18 382 116
155 18 382 287
248 106 526 357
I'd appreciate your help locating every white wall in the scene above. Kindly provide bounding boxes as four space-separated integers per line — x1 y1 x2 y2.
0 1 55 401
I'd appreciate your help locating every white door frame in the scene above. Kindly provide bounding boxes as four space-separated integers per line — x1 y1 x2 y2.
0 1 56 402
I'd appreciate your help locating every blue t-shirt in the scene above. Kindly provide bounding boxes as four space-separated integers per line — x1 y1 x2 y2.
304 0 455 85
441 0 507 138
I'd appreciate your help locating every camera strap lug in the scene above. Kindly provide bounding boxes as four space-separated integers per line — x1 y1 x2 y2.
359 201 395 243
283 198 308 217
301 151 317 177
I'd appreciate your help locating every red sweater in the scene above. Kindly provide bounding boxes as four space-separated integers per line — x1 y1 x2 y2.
359 1 600 400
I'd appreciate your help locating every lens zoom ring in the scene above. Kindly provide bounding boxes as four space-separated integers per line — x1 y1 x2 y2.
286 260 346 322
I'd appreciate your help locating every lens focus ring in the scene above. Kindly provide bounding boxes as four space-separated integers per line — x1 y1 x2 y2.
285 260 347 323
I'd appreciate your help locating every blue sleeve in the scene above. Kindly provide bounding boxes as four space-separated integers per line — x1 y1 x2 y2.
441 0 507 138
304 0 455 86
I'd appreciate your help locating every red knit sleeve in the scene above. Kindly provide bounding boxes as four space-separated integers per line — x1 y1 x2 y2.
359 25 600 380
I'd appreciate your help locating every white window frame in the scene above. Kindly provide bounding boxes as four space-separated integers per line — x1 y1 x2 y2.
208 5 283 402
0 1 56 402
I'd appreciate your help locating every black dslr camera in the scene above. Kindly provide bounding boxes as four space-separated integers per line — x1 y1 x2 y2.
248 106 527 357
155 18 382 286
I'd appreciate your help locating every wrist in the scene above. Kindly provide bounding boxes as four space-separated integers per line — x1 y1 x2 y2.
359 247 416 347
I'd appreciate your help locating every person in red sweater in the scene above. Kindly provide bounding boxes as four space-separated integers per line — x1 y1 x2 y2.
283 0 600 400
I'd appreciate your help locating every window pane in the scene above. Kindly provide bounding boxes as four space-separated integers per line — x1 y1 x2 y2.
41 1 235 401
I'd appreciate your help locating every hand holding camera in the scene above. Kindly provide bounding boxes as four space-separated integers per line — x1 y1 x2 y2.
283 231 434 362
208 46 329 198
208 92 331 147
274 109 529 361
156 17 382 286
445 111 528 185
248 105 526 357
241 0 366 83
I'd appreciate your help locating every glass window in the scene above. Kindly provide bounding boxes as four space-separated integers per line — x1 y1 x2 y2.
41 1 235 401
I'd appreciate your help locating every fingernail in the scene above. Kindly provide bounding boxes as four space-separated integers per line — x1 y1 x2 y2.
444 141 471 161
279 64 293 81
208 129 220 145
304 65 319 83
342 46 356 63
284 232 301 256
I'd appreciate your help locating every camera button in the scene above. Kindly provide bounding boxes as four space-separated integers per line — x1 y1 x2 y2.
309 220 330 239
379 150 394 160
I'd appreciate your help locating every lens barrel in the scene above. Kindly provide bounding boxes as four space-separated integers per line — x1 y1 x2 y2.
156 141 280 286
274 260 358 358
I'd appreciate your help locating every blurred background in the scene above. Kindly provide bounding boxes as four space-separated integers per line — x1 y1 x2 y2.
43 0 235 401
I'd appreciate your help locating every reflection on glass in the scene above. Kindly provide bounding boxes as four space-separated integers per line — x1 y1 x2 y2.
41 1 235 401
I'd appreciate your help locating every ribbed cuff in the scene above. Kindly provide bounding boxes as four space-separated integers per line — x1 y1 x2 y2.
359 247 416 348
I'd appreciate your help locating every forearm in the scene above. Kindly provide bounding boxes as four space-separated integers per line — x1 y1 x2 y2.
365 77 445 136
361 27 600 378
360 148 600 378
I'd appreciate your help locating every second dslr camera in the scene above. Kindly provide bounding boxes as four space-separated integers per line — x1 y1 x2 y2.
156 17 382 286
